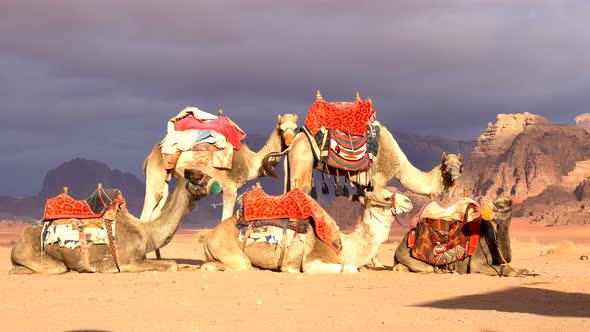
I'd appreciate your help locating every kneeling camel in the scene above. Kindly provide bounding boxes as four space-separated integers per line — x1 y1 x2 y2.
201 188 413 273
10 169 215 274
394 198 529 276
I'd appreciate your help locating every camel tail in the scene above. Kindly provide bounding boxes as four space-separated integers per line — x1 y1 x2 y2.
262 148 291 178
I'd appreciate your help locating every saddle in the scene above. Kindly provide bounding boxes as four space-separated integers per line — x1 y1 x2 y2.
304 98 375 136
43 186 126 221
407 198 481 267
241 187 342 254
41 185 124 272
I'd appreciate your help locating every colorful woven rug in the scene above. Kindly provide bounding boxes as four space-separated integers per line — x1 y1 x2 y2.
325 130 371 171
174 114 245 149
408 198 481 266
242 188 342 254
304 99 375 136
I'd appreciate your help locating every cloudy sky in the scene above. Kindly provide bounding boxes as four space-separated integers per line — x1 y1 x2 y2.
1 0 589 196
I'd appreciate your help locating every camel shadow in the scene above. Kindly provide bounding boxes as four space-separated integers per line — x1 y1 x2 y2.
413 285 590 318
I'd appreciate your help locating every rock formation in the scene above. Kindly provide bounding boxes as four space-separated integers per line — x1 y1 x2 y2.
576 113 590 133
451 113 590 226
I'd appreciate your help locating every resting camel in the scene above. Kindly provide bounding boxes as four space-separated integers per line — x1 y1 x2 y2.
10 169 214 274
201 187 413 273
141 114 298 223
393 197 529 276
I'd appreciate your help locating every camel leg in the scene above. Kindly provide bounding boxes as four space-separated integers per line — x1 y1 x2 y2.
10 227 68 275
201 217 252 271
303 261 358 274
369 255 385 270
118 259 178 273
140 144 169 221
221 186 238 221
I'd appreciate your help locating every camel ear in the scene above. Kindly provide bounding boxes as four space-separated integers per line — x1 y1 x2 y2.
458 153 463 162
441 152 447 162
277 114 282 122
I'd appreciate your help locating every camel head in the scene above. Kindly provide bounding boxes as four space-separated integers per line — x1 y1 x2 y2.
277 114 299 147
183 169 222 199
480 197 513 224
358 187 413 216
440 152 463 185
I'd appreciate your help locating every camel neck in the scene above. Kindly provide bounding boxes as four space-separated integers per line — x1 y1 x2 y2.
339 210 392 266
375 126 444 195
495 219 512 263
246 127 282 180
397 160 444 195
142 181 196 252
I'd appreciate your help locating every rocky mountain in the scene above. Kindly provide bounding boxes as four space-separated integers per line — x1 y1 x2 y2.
449 113 590 225
0 159 220 225
576 113 590 133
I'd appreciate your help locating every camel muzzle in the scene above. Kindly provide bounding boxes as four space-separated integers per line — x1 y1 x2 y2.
450 165 462 181
284 132 294 146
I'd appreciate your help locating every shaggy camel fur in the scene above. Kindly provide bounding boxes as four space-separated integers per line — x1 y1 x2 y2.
393 198 529 276
200 188 413 273
141 114 298 223
10 169 213 274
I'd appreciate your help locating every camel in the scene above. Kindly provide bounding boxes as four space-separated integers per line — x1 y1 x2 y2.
263 120 463 198
262 97 462 268
393 197 529 276
141 113 299 223
200 187 413 273
9 169 215 274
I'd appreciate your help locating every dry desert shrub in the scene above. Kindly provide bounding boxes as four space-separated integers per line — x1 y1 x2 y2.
540 240 576 256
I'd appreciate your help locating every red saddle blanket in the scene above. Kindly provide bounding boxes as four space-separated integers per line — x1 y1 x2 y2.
174 115 246 150
242 188 342 254
305 99 375 136
43 188 126 221
408 198 481 266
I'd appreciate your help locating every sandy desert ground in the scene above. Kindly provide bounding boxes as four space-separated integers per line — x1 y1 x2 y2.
0 217 589 332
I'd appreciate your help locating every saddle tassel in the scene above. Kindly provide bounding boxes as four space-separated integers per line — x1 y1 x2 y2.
334 169 342 196
310 173 318 199
321 172 329 195
342 177 350 197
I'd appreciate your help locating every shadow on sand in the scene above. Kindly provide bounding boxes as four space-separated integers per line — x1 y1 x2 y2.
413 285 590 318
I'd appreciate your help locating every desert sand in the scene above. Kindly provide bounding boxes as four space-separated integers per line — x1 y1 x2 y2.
0 217 589 332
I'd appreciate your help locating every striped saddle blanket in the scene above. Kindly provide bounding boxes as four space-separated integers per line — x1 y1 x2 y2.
408 198 482 266
325 130 371 171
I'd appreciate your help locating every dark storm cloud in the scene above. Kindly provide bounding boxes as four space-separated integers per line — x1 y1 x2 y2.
1 0 589 195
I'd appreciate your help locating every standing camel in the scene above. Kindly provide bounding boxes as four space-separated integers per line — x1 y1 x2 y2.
264 120 463 198
10 169 215 274
201 187 413 273
393 197 529 276
141 113 298 223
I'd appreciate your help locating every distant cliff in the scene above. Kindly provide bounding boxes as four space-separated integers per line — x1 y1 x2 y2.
449 113 590 225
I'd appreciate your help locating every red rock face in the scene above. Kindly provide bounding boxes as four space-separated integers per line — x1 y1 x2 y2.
450 113 590 225
576 113 590 133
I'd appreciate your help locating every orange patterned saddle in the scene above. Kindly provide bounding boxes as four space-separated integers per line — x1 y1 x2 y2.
304 97 375 137
241 188 342 253
407 198 481 266
43 188 126 221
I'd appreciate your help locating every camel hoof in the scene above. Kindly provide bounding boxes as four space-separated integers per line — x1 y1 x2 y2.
200 262 225 271
8 266 35 275
392 264 408 272
342 265 359 273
